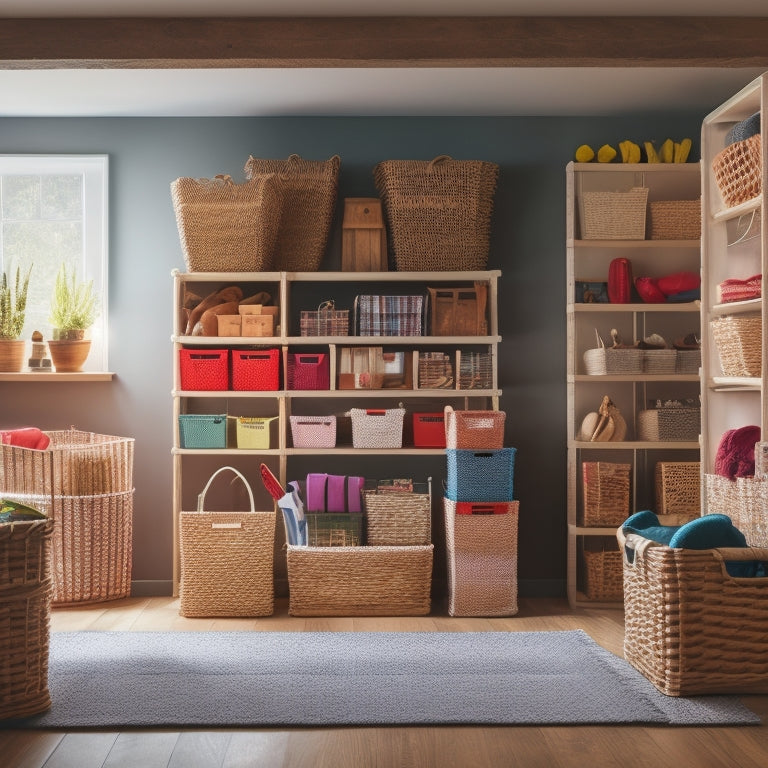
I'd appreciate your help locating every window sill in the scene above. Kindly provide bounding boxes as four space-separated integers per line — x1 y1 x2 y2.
0 372 115 382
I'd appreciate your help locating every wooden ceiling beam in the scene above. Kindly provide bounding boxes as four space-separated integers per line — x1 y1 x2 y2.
1 16 768 69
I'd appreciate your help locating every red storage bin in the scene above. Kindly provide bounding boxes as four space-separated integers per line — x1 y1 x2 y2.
287 352 330 390
412 412 446 448
179 348 229 391
231 348 280 391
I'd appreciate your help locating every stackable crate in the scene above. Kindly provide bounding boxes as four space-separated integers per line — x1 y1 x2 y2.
289 415 337 448
412 412 446 448
179 348 229 391
178 414 228 449
287 352 330 390
445 448 516 502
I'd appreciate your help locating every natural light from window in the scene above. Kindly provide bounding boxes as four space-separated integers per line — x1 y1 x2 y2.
0 154 108 373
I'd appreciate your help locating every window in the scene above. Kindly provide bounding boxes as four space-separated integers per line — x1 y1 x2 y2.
0 155 108 372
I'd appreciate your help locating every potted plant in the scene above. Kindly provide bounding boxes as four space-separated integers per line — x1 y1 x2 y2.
48 264 99 372
0 265 32 372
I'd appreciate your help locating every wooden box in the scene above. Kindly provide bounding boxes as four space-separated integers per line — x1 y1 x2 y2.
341 198 388 272
242 314 274 337
216 314 241 336
428 283 488 336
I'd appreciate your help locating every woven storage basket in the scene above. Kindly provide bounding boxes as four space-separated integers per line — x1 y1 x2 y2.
648 200 701 240
642 349 677 374
582 462 630 527
363 483 432 546
582 541 623 602
243 154 340 270
618 526 768 695
711 314 762 377
179 348 229 391
655 462 700 517
581 187 649 240
0 519 54 720
236 416 277 450
457 349 493 389
286 544 434 616
373 155 498 271
705 473 768 548
675 349 701 374
445 448 516 502
178 414 227 449
289 415 337 448
637 407 700 442
350 407 405 449
0 430 135 605
171 173 282 272
583 347 643 375
180 467 275 618
444 499 518 617
712 133 762 208
444 405 505 449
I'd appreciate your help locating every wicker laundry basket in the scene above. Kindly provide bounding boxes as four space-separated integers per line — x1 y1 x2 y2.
618 526 768 695
0 518 54 719
244 154 340 270
0 429 135 605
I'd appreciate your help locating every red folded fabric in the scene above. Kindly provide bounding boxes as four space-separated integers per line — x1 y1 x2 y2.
635 277 667 303
0 427 50 450
656 271 700 296
715 425 761 479
718 274 762 303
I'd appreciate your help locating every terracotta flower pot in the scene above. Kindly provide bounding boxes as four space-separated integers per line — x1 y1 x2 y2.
0 339 25 372
48 339 91 372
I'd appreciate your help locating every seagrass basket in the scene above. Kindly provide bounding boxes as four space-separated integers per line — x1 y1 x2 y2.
444 499 518 617
581 462 630 527
655 461 700 517
0 518 54 720
171 173 283 271
244 154 340 270
581 187 648 240
363 482 432 546
582 540 623 602
0 429 135 605
648 200 701 240
286 544 433 616
373 155 498 271
618 527 768 695
583 347 643 375
710 314 762 377
712 133 762 208
180 467 275 618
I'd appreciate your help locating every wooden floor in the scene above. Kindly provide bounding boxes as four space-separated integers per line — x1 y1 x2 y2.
2 596 767 768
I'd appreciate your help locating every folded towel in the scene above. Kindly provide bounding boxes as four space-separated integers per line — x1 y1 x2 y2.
0 427 50 450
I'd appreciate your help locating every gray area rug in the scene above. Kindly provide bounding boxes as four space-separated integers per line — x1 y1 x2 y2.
14 629 759 728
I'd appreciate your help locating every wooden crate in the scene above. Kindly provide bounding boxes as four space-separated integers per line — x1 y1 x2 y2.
341 198 388 271
428 283 488 336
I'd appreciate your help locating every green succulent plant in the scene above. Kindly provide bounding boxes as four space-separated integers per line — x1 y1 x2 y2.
49 263 99 331
0 264 32 339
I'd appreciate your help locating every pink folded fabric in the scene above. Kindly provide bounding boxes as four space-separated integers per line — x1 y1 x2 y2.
0 427 50 450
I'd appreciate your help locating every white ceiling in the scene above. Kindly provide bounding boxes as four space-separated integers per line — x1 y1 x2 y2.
0 1 766 118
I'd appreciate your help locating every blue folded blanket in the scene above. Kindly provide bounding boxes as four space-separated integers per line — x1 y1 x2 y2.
622 510 761 577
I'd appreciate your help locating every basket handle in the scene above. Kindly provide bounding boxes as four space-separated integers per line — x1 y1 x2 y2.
428 155 452 169
197 466 255 513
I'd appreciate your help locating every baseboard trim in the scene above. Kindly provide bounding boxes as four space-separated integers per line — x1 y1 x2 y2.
131 580 174 597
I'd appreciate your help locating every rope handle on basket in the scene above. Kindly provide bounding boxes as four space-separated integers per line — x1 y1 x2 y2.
428 155 452 170
197 466 255 514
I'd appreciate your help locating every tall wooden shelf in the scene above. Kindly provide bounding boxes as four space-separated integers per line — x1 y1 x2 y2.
170 269 501 595
565 162 702 607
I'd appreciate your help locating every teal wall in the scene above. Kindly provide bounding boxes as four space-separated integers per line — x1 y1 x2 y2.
0 114 704 597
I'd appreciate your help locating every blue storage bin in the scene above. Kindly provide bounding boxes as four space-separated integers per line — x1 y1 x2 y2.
445 448 516 502
178 414 227 449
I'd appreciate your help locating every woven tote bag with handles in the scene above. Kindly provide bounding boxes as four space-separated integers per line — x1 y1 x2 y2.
179 466 275 618
244 154 341 271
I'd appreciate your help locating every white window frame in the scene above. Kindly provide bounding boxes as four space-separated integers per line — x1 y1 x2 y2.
0 154 108 372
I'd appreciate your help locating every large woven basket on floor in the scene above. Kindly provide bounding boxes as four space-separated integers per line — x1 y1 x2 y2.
0 519 54 720
618 527 768 695
180 466 275 618
171 173 283 272
0 429 135 605
444 499 518 617
244 154 340 270
286 544 433 616
374 155 498 271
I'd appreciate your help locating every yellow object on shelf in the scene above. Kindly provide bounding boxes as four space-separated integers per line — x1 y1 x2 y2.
575 144 595 162
597 144 617 163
